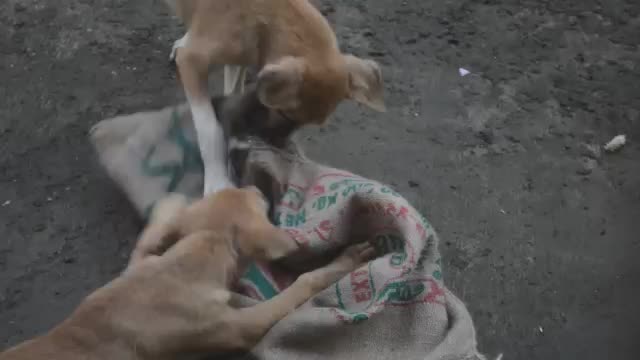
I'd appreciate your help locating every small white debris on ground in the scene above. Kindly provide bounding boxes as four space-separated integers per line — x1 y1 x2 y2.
459 68 471 76
538 326 544 334
604 135 627 152
2 200 10 206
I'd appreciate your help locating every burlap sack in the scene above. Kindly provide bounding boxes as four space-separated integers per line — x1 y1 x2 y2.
89 105 486 360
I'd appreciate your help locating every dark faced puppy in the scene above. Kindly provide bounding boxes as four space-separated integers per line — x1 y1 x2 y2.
211 86 300 212
210 88 351 272
211 84 297 148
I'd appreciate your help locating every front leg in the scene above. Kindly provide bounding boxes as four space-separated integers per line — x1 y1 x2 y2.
224 65 247 95
128 194 188 267
175 43 234 195
228 242 376 348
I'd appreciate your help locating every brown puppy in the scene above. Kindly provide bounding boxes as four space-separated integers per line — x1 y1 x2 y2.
165 0 386 195
0 187 375 359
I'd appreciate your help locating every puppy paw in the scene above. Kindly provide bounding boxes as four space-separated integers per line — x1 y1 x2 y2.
169 43 178 63
334 242 377 270
169 33 189 62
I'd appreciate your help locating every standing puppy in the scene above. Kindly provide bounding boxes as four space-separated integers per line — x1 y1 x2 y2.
165 0 386 195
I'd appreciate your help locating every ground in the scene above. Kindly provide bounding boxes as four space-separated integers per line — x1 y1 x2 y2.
0 0 639 359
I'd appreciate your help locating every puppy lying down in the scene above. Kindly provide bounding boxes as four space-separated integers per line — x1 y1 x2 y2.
0 187 375 359
0 85 380 359
82 86 483 360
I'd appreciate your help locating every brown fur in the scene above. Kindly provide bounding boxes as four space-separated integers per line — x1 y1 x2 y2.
0 187 375 359
169 0 385 125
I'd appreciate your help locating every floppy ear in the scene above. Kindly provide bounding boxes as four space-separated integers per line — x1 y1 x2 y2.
256 57 305 110
344 55 386 112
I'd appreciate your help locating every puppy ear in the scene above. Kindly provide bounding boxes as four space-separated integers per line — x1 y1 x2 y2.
257 57 305 110
344 55 386 112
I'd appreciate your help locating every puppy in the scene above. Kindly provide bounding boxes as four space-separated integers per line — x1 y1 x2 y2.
0 187 375 359
212 83 298 147
165 0 386 195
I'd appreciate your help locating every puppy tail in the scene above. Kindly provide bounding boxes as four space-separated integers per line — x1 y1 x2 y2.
151 193 189 224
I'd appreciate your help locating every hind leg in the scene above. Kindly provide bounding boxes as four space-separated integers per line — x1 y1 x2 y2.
224 65 247 95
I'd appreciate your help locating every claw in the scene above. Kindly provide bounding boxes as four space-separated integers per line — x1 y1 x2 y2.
169 33 189 64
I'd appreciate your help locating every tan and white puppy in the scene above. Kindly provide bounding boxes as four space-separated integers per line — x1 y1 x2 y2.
165 0 386 195
0 187 375 359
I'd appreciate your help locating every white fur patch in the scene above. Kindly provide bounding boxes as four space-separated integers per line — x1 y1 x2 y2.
151 193 188 223
189 101 234 195
210 289 232 303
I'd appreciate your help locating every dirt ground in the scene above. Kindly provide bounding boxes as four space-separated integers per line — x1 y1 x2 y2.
1 0 639 359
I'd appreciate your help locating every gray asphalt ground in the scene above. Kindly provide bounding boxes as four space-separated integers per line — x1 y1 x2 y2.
1 1 639 359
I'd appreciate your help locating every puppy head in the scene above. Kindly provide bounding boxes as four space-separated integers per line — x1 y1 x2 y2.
216 187 299 261
256 55 385 126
